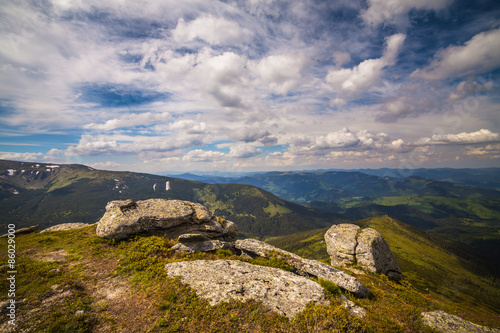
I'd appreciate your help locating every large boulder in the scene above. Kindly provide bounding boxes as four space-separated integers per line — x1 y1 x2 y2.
324 224 359 266
164 259 328 318
96 199 237 240
325 223 403 280
235 238 370 298
421 311 500 333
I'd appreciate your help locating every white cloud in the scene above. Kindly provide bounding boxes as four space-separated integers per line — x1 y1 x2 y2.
172 15 246 45
65 135 119 156
326 34 406 97
332 51 351 67
415 129 500 145
192 50 248 107
182 149 226 162
446 78 495 103
83 112 171 131
361 0 452 26
0 152 47 162
228 144 262 158
314 128 359 149
89 161 121 169
412 28 500 80
464 143 500 159
329 98 346 108
250 54 306 95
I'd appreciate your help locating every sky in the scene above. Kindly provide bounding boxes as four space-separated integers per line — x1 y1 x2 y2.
1 0 500 173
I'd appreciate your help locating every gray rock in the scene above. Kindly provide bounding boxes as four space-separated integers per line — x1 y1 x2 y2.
325 224 360 266
164 259 328 318
356 227 403 280
96 199 237 241
172 240 235 254
0 224 39 238
421 311 500 333
41 223 90 233
235 239 370 298
178 233 210 243
340 295 366 318
325 224 403 280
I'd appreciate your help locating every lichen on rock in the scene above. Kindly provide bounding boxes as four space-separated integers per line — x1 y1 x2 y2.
164 259 329 318
325 223 403 280
96 199 237 240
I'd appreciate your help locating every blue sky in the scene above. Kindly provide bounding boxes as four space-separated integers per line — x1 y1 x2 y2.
1 0 500 172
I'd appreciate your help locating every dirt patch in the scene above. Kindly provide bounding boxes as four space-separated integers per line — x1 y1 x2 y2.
30 249 68 262
81 257 162 332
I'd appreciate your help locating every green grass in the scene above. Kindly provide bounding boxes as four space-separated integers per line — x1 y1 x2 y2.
4 223 494 332
266 216 500 330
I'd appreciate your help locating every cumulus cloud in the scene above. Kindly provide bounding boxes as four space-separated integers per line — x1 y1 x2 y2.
464 143 500 159
89 161 121 169
361 0 452 26
412 28 500 80
446 78 495 103
326 34 406 97
250 54 307 95
172 15 246 45
228 144 262 158
0 152 48 162
182 149 226 162
83 112 171 131
193 50 248 107
415 129 500 145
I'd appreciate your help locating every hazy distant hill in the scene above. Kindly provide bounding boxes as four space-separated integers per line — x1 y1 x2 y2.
173 170 500 274
0 160 346 237
354 168 500 191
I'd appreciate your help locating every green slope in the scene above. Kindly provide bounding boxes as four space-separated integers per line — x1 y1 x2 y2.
0 160 345 238
2 222 499 332
267 216 500 315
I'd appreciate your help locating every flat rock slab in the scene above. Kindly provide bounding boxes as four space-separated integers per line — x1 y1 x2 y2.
422 311 500 333
0 225 39 238
235 238 370 298
164 259 328 318
41 223 90 233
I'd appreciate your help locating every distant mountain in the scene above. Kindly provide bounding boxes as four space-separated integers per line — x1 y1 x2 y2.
175 169 500 273
0 160 346 237
230 171 500 203
355 168 500 191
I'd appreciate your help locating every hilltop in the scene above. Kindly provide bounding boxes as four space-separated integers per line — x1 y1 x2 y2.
1 214 499 332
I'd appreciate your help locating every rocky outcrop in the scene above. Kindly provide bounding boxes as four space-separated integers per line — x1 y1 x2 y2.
235 238 370 298
164 259 328 318
421 311 500 333
41 223 90 233
324 224 359 266
0 225 39 238
96 199 237 240
325 224 403 280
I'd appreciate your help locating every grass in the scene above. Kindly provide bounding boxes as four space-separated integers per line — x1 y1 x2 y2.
266 216 500 329
1 222 499 332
